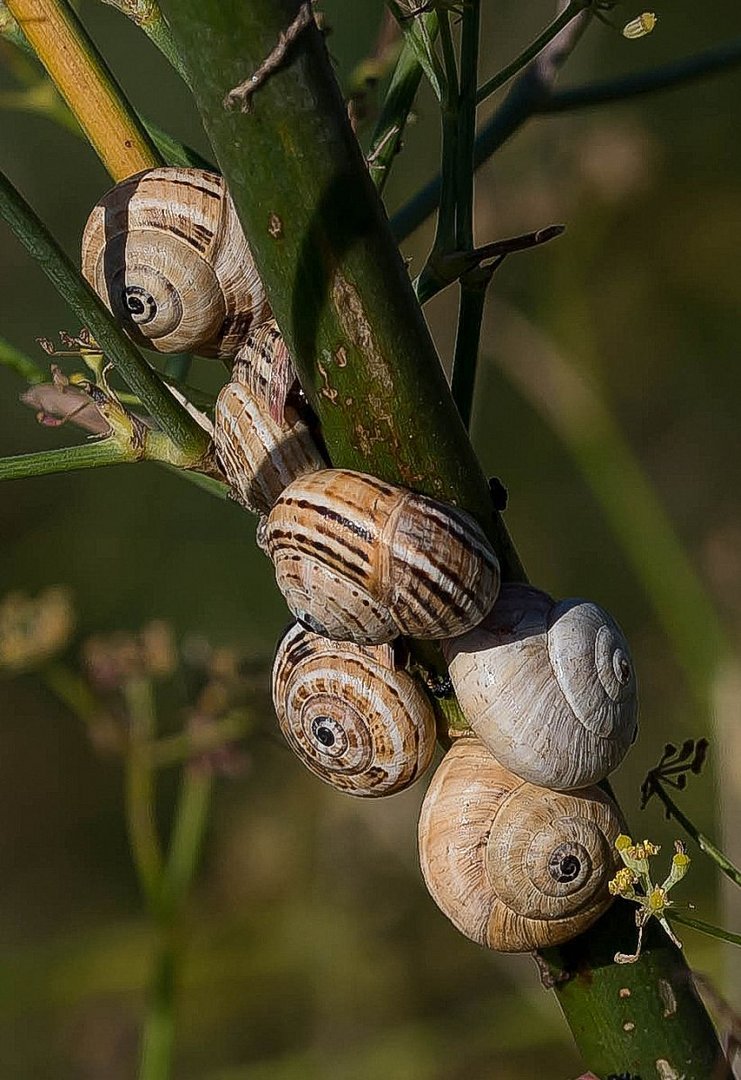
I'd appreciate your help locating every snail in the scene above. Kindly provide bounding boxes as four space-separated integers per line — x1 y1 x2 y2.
443 583 638 791
261 468 500 645
81 166 271 356
272 623 437 796
417 737 622 951
214 321 325 514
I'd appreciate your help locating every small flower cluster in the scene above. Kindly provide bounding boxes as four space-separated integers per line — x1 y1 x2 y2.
609 834 691 963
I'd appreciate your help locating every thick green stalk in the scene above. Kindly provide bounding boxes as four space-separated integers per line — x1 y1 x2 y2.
158 3 728 1075
0 171 211 462
159 0 522 578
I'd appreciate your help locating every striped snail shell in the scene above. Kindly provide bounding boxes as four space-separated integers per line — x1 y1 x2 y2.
443 583 638 790
262 469 500 645
214 322 325 515
418 737 622 951
272 623 437 796
81 167 271 356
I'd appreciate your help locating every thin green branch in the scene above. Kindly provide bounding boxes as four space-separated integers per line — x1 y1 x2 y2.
95 0 190 85
546 35 741 113
0 171 211 462
668 912 741 949
451 269 494 429
387 0 445 102
149 712 249 768
476 0 588 104
0 335 45 383
124 677 164 910
455 0 478 250
0 439 134 481
161 767 212 917
647 781 741 890
368 11 438 193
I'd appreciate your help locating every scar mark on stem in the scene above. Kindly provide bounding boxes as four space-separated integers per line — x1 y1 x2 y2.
316 362 338 403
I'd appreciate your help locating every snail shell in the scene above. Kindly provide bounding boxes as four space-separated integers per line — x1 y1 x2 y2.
417 737 622 951
81 167 271 356
214 322 325 515
262 469 500 645
272 623 437 796
443 583 638 790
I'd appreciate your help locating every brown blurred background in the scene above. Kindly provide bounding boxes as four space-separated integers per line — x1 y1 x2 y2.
1 1 741 1076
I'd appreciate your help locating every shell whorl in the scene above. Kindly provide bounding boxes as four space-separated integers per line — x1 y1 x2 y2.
214 323 324 515
443 583 638 790
417 737 622 951
272 623 437 796
81 167 271 356
263 469 500 645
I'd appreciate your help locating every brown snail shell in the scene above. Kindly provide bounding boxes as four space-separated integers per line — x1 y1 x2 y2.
417 737 622 951
272 623 437 796
262 469 500 645
214 322 325 514
443 583 638 790
81 167 270 356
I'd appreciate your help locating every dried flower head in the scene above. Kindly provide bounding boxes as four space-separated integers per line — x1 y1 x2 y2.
0 586 74 670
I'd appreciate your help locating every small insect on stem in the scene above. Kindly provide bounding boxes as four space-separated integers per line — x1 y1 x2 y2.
622 12 657 39
224 1 317 112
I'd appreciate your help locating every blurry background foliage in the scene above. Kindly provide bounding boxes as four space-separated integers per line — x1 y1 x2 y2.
1 1 741 1077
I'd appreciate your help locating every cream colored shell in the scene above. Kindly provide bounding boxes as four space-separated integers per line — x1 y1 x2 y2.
417 737 621 951
262 469 500 644
81 167 271 356
272 623 437 796
214 323 324 515
443 583 638 790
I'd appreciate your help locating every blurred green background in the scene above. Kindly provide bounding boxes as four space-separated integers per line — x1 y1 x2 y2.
1 1 741 1076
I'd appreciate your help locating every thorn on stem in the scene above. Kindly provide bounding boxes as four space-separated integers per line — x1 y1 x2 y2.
224 2 316 112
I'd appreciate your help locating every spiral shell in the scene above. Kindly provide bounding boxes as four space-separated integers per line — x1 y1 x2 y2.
443 583 638 790
214 322 325 514
418 737 622 951
81 167 270 356
272 623 437 796
262 469 500 645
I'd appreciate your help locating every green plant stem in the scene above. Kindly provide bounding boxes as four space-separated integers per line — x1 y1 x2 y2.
648 781 741 889
158 3 727 1074
150 712 249 768
139 767 212 1080
476 0 587 104
386 0 444 102
451 270 491 429
159 0 522 577
431 11 458 260
0 171 211 462
0 439 135 480
0 335 45 383
139 931 177 1080
124 677 164 910
95 0 190 86
368 11 438 193
455 0 478 251
668 912 741 948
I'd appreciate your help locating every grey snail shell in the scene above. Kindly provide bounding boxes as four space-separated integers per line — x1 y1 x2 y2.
443 583 638 791
214 322 325 515
417 737 622 951
272 623 437 796
81 167 271 356
262 469 500 645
